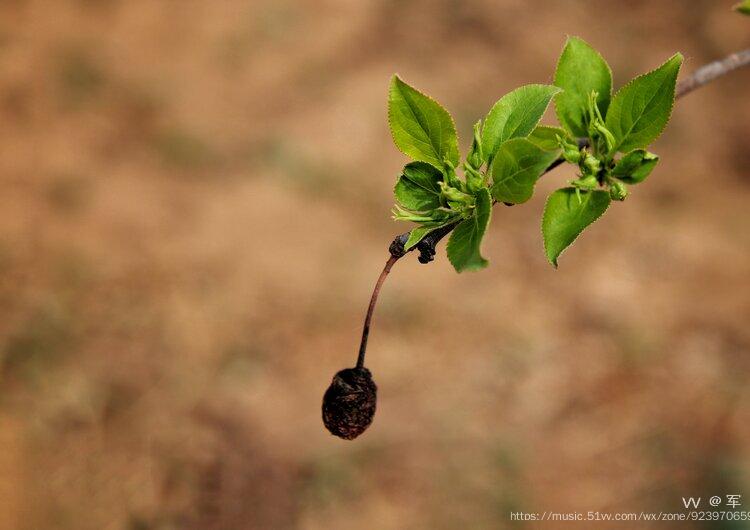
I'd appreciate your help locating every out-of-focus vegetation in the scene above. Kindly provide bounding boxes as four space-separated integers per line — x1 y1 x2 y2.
0 1 748 529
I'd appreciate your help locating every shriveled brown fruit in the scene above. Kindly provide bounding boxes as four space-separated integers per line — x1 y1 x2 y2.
321 367 377 440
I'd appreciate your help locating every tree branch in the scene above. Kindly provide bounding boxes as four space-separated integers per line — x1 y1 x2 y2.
676 47 750 98
390 47 750 261
353 47 750 371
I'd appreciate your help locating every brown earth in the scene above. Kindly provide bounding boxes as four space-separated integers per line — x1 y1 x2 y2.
0 1 749 529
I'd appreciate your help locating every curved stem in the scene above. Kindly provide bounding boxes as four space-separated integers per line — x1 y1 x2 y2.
356 255 399 369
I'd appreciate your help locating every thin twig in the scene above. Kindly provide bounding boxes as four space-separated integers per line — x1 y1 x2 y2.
356 255 398 368
676 48 750 98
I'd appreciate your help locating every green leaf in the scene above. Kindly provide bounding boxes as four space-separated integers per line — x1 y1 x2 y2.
542 188 611 267
404 218 456 250
527 125 568 151
446 188 492 272
394 162 443 212
481 84 561 163
735 0 750 15
554 37 612 137
489 138 559 204
388 75 459 169
605 54 683 153
392 206 438 223
611 150 659 184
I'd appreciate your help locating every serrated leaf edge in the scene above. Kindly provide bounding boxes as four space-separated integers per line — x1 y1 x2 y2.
387 74 460 169
446 189 492 272
607 53 683 153
541 188 611 268
482 84 562 159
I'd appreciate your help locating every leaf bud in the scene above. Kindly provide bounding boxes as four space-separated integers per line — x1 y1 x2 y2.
440 181 474 205
609 180 628 201
571 174 599 190
583 154 601 174
443 159 464 191
594 122 617 153
467 120 484 170
464 164 484 193
557 135 582 164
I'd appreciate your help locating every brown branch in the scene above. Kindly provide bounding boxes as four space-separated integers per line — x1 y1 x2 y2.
353 47 750 370
676 48 750 98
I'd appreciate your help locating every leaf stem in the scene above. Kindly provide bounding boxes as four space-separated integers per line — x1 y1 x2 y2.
356 255 400 369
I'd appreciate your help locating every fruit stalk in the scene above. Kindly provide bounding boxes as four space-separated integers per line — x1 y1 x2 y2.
356 254 399 369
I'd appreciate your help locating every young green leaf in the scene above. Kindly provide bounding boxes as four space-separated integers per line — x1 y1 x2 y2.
394 162 443 212
446 188 492 272
392 206 440 223
467 120 484 169
481 84 561 163
554 37 613 137
527 125 569 151
735 0 750 15
490 138 559 204
542 188 611 267
605 54 683 153
388 75 459 169
611 150 659 184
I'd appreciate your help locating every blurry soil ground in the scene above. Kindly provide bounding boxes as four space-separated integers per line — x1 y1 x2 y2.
0 1 749 529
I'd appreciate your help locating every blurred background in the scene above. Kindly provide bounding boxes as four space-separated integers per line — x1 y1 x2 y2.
0 0 749 529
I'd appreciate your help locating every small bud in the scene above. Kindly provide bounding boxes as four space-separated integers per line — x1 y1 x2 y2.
557 135 582 164
388 233 408 258
443 159 464 190
467 120 484 169
609 180 628 201
563 145 582 164
322 367 377 440
440 181 473 205
464 164 484 193
571 174 599 190
594 122 616 153
583 154 601 175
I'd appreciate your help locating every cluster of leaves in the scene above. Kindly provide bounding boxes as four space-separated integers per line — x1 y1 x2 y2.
388 37 682 271
736 0 750 15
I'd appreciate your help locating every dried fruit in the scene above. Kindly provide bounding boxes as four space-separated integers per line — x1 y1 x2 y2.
321 367 377 440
